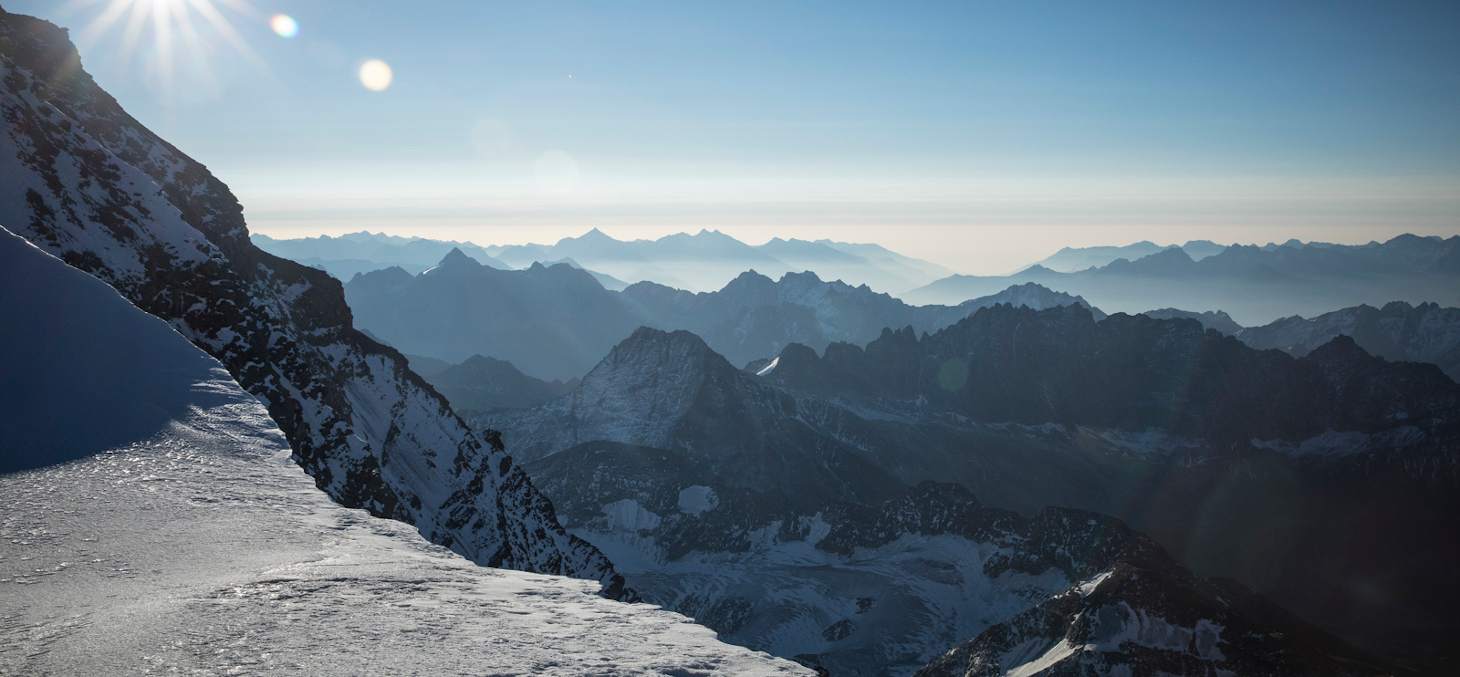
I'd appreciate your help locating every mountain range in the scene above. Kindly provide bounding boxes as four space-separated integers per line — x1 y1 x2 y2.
347 246 1100 379
0 223 809 676
1235 302 1460 382
481 307 1460 672
908 235 1460 325
5 6 1458 675
251 231 510 280
0 11 623 593
1030 239 1229 272
1138 302 1460 382
255 227 958 295
484 228 956 294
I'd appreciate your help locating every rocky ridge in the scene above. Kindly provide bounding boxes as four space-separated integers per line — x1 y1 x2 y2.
0 10 624 594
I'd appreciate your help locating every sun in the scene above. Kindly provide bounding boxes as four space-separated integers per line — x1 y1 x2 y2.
58 0 268 100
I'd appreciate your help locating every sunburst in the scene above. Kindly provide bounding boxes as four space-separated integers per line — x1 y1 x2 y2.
58 0 271 100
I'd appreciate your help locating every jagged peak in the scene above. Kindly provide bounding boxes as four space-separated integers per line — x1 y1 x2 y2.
778 270 824 284
439 247 481 268
599 327 730 372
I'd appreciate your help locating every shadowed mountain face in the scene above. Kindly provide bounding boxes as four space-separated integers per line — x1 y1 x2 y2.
489 304 1460 669
523 441 1397 677
0 10 623 593
1142 307 1244 335
915 560 1395 677
344 253 644 381
767 305 1458 444
1236 301 1460 382
481 328 908 509
418 354 578 414
908 235 1460 325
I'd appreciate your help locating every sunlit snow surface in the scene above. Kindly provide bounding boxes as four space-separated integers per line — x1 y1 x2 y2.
0 229 808 676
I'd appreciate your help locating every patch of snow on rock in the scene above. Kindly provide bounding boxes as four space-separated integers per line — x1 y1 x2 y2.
678 485 721 515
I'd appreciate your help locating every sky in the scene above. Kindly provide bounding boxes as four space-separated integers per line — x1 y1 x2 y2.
12 0 1460 273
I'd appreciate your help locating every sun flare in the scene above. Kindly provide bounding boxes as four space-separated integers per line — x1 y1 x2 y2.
61 0 266 99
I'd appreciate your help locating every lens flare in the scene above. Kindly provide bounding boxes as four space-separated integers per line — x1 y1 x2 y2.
359 59 393 92
269 14 298 38
64 0 268 103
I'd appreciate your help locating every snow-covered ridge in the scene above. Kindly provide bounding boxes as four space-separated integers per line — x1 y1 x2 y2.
0 11 621 591
915 563 1389 677
0 228 808 676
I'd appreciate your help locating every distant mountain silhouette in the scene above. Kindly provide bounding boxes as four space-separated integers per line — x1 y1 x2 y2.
414 354 578 413
344 252 642 381
908 234 1460 324
252 232 509 280
348 245 1098 379
1030 239 1227 272
486 228 954 293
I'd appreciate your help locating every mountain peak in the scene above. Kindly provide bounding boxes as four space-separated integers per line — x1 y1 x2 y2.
439 247 481 268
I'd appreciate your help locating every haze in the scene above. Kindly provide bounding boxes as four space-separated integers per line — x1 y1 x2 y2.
20 0 1460 273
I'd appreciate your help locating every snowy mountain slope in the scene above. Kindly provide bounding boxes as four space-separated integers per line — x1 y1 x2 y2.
0 11 622 591
1236 301 1460 381
0 229 809 677
488 304 1460 669
0 227 232 473
914 563 1394 677
523 442 1397 677
524 442 1171 677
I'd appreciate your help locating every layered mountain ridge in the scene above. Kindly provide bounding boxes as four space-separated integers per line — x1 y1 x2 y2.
1236 301 1460 381
485 227 955 294
348 244 1100 380
909 234 1460 324
487 304 1460 669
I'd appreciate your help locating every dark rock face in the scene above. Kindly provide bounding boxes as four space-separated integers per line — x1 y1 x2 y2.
1237 301 1460 381
915 561 1398 677
768 304 1458 445
525 438 1392 677
1142 307 1244 335
0 10 622 593
761 304 1460 670
497 302 1459 667
483 327 908 509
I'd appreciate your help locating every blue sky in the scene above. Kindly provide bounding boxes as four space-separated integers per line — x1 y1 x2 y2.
14 0 1460 272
